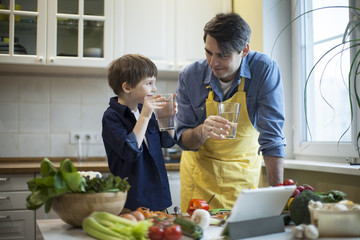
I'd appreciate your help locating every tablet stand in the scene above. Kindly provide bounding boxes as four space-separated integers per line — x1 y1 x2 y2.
226 215 284 239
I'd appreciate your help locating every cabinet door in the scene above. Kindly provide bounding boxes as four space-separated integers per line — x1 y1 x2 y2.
0 210 35 240
115 0 175 70
175 0 232 69
0 0 47 65
167 170 180 214
46 0 114 67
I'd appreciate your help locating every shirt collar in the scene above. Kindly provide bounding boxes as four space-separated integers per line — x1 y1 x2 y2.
239 51 252 79
109 96 143 116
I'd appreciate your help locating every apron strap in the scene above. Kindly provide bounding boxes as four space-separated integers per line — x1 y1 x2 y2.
206 85 214 100
238 77 245 92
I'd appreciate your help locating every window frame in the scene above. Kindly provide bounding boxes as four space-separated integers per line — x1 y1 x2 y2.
292 0 359 163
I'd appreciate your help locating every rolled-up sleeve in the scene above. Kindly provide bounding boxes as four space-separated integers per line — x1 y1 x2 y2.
255 60 286 157
176 72 198 149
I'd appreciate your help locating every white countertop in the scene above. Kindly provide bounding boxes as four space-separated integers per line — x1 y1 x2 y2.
36 219 360 240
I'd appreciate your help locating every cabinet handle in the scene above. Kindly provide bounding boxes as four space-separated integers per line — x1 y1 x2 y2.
38 56 44 62
0 215 10 220
0 177 9 182
168 62 174 68
0 196 10 200
177 63 184 68
49 57 55 63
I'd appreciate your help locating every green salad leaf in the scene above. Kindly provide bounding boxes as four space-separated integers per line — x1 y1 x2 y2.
26 158 130 213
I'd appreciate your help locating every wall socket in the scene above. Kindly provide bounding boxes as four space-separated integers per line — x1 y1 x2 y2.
70 132 103 144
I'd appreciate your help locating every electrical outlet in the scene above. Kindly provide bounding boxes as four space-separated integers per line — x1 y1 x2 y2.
70 132 103 144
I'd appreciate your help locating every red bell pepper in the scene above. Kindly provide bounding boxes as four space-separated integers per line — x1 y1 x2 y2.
186 199 210 216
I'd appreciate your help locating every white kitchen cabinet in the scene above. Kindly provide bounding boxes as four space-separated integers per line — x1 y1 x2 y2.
116 0 232 71
167 170 180 214
0 0 114 67
0 173 35 240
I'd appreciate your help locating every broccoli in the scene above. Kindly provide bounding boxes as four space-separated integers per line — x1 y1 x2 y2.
289 189 322 225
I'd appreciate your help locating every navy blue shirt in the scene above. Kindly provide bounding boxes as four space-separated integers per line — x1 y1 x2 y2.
102 97 176 211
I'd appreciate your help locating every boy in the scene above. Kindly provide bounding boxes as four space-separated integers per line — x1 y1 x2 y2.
102 54 177 211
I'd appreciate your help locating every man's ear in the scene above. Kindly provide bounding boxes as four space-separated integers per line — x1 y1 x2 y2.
122 82 132 93
241 43 250 58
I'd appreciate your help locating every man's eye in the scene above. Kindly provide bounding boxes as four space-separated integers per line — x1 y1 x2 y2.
220 54 230 58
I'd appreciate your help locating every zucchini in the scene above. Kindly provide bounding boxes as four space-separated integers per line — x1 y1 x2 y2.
174 217 203 240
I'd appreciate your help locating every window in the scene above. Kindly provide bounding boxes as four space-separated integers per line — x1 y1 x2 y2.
294 0 359 161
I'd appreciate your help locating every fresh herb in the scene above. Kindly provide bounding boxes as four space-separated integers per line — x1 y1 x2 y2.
26 158 130 213
315 190 347 203
84 173 130 193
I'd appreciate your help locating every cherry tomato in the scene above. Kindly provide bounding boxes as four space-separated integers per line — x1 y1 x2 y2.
291 188 301 197
283 179 295 185
148 225 164 240
164 224 182 240
304 184 314 192
296 185 305 192
276 183 283 187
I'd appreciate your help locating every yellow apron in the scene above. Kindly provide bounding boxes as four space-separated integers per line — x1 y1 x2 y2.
180 78 262 212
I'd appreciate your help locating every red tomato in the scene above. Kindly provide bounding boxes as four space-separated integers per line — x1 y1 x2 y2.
164 224 182 240
296 185 305 192
276 183 284 187
148 225 164 240
291 188 301 197
283 179 295 185
304 184 314 192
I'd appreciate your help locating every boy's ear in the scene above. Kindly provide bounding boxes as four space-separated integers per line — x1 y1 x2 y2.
122 82 132 93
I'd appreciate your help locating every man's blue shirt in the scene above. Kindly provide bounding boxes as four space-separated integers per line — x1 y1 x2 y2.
175 51 286 157
102 97 176 211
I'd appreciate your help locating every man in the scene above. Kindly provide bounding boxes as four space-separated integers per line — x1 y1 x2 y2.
175 13 286 211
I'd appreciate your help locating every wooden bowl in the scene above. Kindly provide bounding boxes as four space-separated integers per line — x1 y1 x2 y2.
51 191 127 227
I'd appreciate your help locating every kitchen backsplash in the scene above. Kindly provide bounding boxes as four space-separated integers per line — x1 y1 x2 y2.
0 72 178 158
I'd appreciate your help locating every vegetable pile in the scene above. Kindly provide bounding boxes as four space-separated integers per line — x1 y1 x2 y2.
26 158 130 213
281 178 349 226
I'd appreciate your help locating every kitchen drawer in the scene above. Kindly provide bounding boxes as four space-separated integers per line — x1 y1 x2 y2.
0 174 34 191
0 210 35 240
0 191 30 210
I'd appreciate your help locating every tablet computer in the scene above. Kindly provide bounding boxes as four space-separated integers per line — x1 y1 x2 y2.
227 185 296 223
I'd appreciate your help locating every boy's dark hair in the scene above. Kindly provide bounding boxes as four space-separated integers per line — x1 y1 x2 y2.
203 12 251 54
108 54 158 95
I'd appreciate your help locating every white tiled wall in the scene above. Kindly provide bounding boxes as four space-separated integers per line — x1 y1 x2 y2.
0 72 178 158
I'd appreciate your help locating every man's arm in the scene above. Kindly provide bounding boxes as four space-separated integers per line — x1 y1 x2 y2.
181 116 230 150
181 124 207 150
263 156 284 186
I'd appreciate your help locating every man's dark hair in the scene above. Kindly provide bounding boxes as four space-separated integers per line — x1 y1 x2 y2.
203 12 251 54
108 54 157 95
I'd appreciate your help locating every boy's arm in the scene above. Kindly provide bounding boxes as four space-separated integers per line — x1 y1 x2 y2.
133 114 151 148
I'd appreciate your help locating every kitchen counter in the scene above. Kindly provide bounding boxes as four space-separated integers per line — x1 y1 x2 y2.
0 157 180 174
35 219 248 240
36 219 360 240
